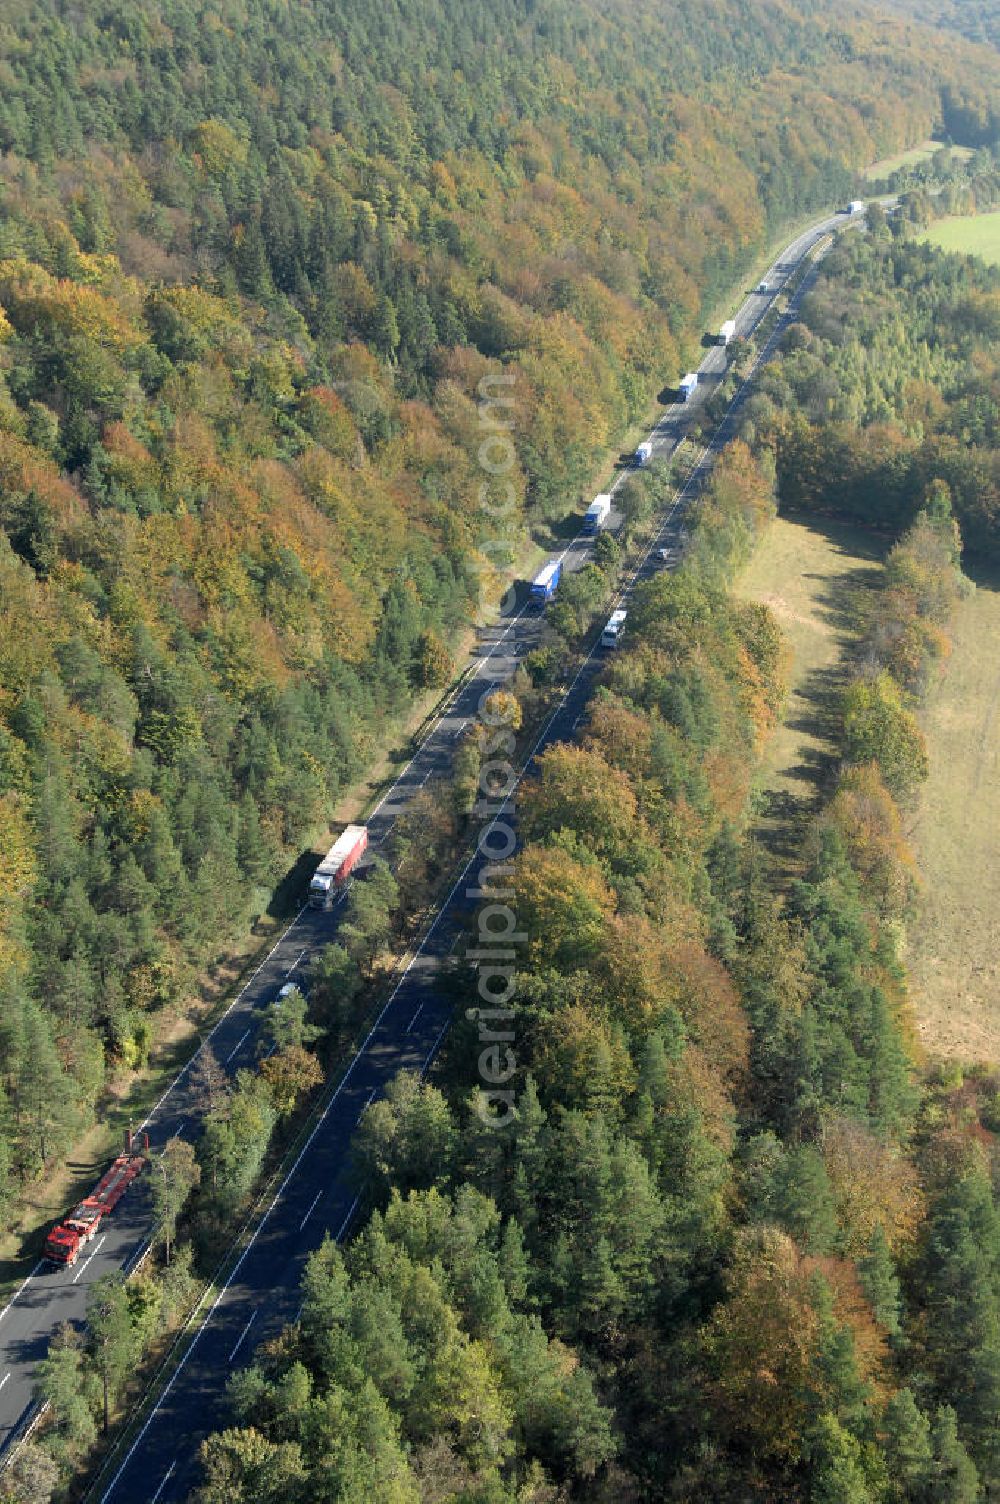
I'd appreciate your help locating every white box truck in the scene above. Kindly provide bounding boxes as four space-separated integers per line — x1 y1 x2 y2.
678 372 698 402
634 441 653 466
719 319 737 346
601 608 627 649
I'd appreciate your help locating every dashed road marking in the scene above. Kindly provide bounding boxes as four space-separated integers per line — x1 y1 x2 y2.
72 1234 107 1285
298 1190 323 1231
149 1463 175 1504
225 1031 250 1064
227 1311 256 1364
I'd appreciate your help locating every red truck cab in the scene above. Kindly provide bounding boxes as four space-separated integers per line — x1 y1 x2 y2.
43 1135 148 1268
43 1223 84 1266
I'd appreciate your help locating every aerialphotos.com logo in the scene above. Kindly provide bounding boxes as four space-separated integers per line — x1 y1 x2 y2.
468 371 520 1129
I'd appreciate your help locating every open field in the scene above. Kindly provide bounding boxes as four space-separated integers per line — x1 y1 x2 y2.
916 209 1000 264
864 140 972 179
908 565 1000 1062
735 514 884 871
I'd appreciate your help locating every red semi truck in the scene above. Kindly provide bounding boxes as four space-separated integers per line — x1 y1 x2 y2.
308 824 368 908
43 1132 149 1268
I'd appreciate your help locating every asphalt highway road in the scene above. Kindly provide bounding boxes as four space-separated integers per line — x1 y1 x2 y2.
0 203 858 1497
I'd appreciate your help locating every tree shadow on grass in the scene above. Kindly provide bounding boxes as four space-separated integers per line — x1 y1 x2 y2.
757 656 847 851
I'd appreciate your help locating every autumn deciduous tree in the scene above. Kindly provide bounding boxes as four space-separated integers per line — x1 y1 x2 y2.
824 764 917 921
519 744 638 862
259 1045 323 1116
512 844 614 971
841 672 929 801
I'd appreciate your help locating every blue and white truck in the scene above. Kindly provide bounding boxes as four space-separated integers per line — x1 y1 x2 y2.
583 494 612 535
678 372 699 402
634 441 653 466
530 558 562 604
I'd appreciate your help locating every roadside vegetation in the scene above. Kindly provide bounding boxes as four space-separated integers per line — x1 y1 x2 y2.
189 437 997 1503
6 0 997 1256
176 209 1000 1501
3 0 1000 1499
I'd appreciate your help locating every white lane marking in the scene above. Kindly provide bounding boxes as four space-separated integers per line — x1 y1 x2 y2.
422 1017 452 1075
94 217 843 1504
227 1311 257 1364
149 1462 175 1504
406 1003 423 1033
298 1190 322 1231
72 1234 107 1284
335 1194 361 1242
356 1087 376 1125
174 1122 186 1139
225 1030 250 1064
0 1373 10 1392
0 1263 43 1327
286 949 308 976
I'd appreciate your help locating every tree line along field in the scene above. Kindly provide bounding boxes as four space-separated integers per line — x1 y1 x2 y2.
731 216 1000 1065
737 512 1000 1065
863 139 973 180
734 514 883 872
917 207 1000 261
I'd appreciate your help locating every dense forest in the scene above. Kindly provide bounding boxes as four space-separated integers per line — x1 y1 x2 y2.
190 407 994 1499
0 0 999 1495
2 0 998 1203
886 0 1000 58
185 216 1000 1503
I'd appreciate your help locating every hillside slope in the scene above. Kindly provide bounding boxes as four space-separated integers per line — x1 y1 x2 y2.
0 0 999 1189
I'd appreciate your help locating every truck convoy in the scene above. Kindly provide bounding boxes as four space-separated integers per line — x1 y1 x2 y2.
43 1133 149 1268
530 558 562 605
309 824 368 908
583 494 612 534
634 441 653 466
601 608 627 648
678 372 699 402
718 319 736 346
